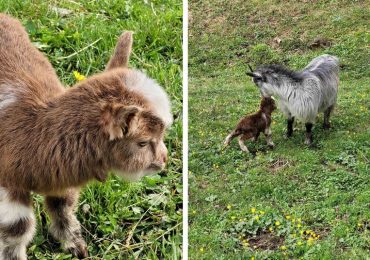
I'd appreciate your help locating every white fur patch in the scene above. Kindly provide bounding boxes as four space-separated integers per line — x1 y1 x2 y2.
0 187 34 225
122 70 173 127
0 84 17 111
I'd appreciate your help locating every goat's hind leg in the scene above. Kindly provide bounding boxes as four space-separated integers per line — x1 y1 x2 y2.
224 129 241 146
0 188 35 260
323 105 334 129
45 188 88 259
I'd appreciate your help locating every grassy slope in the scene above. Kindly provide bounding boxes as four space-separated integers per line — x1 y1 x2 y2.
0 0 182 259
189 0 369 259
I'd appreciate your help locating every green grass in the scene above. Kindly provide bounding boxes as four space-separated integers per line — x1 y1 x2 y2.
189 0 369 259
0 0 182 259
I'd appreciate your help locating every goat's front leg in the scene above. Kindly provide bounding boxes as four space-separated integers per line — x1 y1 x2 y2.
286 116 294 137
305 122 314 145
0 188 36 260
264 127 274 148
45 189 88 259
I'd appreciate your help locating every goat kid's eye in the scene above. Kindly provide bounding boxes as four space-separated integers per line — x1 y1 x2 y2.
138 141 149 147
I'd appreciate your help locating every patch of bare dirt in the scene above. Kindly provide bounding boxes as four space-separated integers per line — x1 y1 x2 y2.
248 232 284 250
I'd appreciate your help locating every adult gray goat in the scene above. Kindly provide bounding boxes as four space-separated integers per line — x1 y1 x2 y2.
246 54 339 145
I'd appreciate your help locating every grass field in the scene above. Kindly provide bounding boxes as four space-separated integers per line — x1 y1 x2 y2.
0 0 182 259
189 0 369 259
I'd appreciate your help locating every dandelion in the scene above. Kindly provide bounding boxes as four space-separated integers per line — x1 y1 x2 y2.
297 223 302 228
307 237 315 245
254 215 260 221
358 223 363 227
227 204 232 210
73 71 86 81
231 216 236 220
269 227 273 232
251 257 255 260
251 207 256 213
275 221 280 226
259 210 265 215
200 247 204 253
297 241 303 246
280 245 287 250
285 215 291 220
192 210 196 214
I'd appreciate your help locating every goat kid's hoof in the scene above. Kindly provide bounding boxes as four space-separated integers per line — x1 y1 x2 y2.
67 241 89 259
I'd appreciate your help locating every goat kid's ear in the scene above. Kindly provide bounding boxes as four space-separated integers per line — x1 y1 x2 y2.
101 104 140 141
106 31 133 70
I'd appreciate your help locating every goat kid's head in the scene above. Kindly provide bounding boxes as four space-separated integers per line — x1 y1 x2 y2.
260 96 276 113
98 32 172 181
246 64 282 98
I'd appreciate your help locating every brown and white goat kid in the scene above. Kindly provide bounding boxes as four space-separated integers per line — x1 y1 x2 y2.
0 14 172 259
224 97 276 153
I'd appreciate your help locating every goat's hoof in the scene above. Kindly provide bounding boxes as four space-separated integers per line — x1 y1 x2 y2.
67 241 89 259
304 138 313 146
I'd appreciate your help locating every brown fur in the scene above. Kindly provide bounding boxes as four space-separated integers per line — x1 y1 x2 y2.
224 97 276 152
0 13 171 258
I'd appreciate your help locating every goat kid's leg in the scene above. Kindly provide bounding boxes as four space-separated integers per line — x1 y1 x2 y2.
238 136 250 153
323 105 334 129
223 130 240 146
0 188 36 260
305 122 314 145
286 116 294 137
264 128 274 148
45 189 88 259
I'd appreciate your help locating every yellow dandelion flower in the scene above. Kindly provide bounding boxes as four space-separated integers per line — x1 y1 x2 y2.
275 221 280 226
358 223 363 227
251 207 256 213
269 227 273 232
231 216 236 220
251 257 255 260
227 204 232 210
192 210 196 214
200 247 204 252
297 241 303 246
297 223 302 228
259 210 265 215
73 71 86 81
280 245 287 250
285 215 291 220
254 216 260 221
297 218 302 222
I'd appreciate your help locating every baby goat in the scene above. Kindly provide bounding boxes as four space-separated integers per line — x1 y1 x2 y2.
0 14 172 259
246 54 339 145
224 97 276 153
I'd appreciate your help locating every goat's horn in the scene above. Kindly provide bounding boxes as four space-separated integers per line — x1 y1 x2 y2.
247 64 254 72
246 72 255 77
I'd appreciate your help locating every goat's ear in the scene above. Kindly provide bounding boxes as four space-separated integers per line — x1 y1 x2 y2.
101 104 140 141
106 31 133 70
